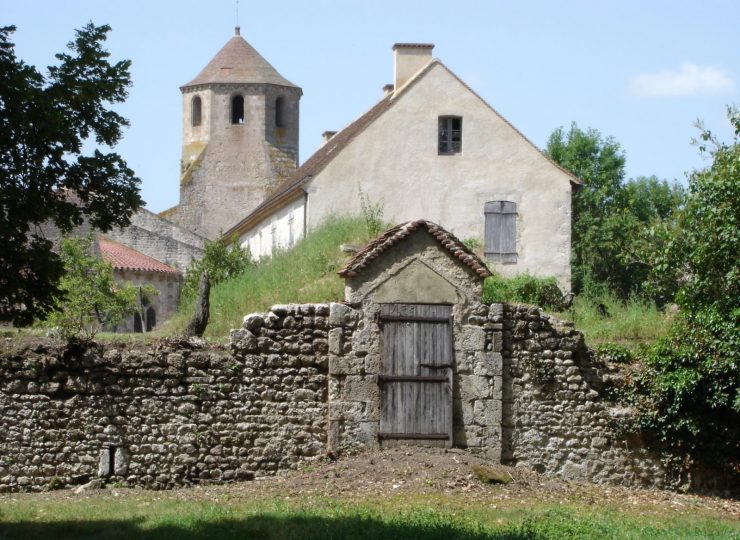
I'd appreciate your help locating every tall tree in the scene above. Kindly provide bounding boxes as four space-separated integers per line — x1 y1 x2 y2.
0 23 141 325
546 125 685 298
545 124 628 294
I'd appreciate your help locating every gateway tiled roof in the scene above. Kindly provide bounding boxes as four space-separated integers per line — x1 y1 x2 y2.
338 219 492 279
98 238 180 275
182 30 298 89
223 58 582 240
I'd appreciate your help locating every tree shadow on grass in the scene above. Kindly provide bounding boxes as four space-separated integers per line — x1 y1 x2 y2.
0 514 538 540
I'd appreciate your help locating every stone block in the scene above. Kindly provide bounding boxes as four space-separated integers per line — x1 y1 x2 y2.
491 331 503 352
343 375 378 402
328 355 363 375
328 328 343 355
114 447 129 476
462 374 491 400
488 303 504 321
329 303 358 328
242 313 265 331
363 354 381 374
459 325 485 352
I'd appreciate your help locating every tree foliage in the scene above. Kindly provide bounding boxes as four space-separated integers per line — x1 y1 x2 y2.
182 236 252 302
546 124 684 298
0 23 141 325
46 236 146 340
627 107 740 480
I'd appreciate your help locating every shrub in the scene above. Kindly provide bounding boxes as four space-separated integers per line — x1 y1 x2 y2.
182 234 252 302
45 236 147 340
595 342 634 364
482 274 564 311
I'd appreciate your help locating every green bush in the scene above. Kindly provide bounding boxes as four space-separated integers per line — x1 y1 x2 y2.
595 342 634 364
182 234 252 302
482 274 564 310
622 107 740 481
44 236 147 340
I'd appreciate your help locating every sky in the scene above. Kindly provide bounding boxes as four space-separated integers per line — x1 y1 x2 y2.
3 0 738 213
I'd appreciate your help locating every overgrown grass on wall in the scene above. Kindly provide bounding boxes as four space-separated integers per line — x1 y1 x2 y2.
482 274 671 349
165 216 372 340
554 291 672 349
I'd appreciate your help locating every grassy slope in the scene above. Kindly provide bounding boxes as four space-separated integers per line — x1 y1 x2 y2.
0 491 736 540
164 216 372 340
163 214 671 347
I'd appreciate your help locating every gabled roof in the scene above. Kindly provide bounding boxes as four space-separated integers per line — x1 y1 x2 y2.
182 30 299 89
223 57 582 239
98 238 180 275
338 219 492 279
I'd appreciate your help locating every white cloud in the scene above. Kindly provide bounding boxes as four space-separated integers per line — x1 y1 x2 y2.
629 63 735 98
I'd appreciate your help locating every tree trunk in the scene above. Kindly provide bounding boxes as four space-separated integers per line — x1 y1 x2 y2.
184 271 210 337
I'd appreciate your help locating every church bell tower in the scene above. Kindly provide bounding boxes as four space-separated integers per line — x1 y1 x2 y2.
165 27 302 240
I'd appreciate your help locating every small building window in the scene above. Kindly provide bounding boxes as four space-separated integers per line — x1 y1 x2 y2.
231 95 245 124
275 97 286 128
191 95 202 127
288 213 294 246
438 116 462 155
484 201 517 263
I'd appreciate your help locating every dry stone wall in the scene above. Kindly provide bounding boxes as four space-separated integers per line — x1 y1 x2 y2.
499 304 665 487
0 305 328 492
0 301 667 492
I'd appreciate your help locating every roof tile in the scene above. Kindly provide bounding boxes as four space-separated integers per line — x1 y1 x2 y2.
183 34 298 89
98 238 180 275
338 219 492 279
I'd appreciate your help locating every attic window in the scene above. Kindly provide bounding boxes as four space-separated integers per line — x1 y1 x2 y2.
438 116 462 155
231 95 245 125
275 97 286 128
191 96 202 127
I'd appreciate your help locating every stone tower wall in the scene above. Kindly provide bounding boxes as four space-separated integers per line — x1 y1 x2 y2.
173 84 300 239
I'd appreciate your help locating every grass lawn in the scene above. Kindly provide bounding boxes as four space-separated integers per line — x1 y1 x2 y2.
1 489 737 540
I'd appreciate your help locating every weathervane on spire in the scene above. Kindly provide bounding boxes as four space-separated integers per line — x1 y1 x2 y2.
235 0 241 36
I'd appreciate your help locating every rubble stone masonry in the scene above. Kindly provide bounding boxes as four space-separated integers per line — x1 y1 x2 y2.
0 303 665 492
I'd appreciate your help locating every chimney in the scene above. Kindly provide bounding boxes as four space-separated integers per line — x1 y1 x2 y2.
322 130 337 145
382 83 394 96
393 43 434 92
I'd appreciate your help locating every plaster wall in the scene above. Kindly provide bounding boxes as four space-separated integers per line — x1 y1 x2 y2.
239 194 305 258
304 63 573 290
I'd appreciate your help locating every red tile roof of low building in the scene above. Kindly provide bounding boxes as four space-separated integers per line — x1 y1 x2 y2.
98 238 180 275
338 219 492 279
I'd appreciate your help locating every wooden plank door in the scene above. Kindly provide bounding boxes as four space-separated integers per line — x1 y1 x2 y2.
378 303 453 446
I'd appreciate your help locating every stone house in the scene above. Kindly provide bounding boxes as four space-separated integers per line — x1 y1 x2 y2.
225 43 580 291
96 238 182 333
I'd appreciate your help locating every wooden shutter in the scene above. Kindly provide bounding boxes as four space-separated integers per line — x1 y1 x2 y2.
484 201 517 263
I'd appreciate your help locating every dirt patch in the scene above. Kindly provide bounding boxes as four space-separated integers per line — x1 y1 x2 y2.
3 447 738 520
